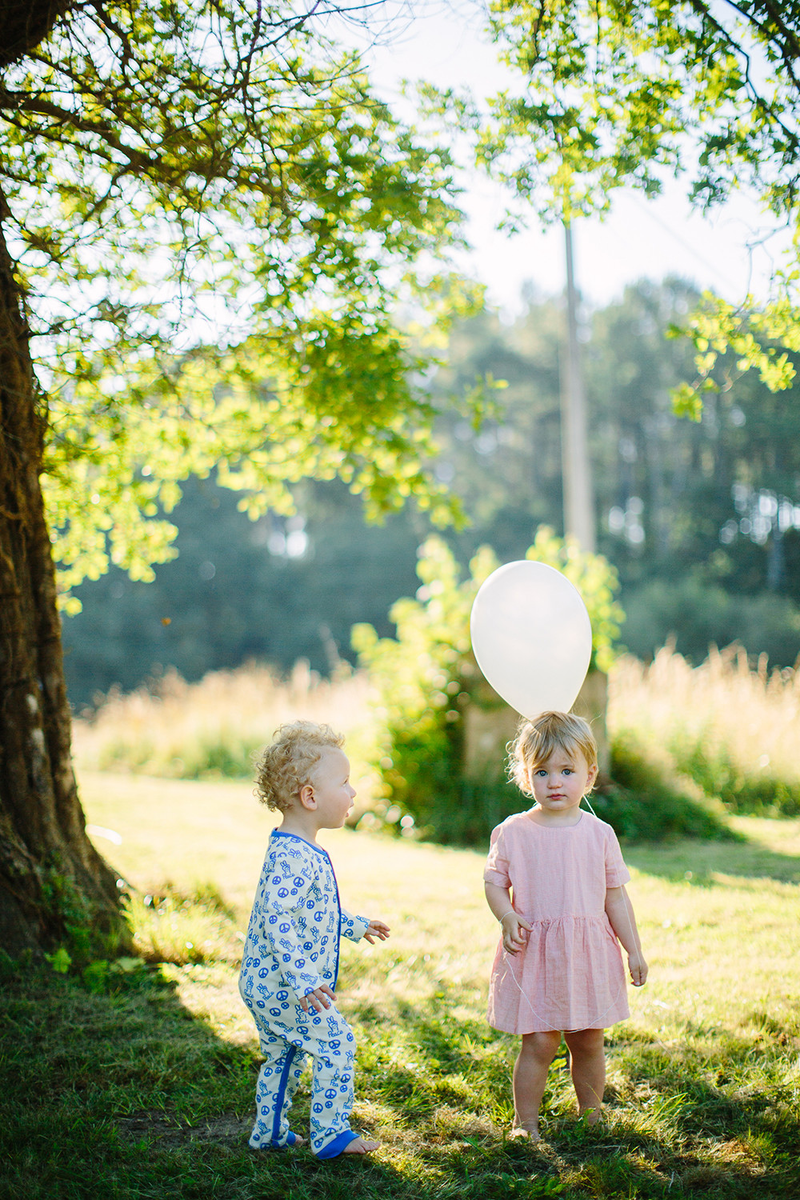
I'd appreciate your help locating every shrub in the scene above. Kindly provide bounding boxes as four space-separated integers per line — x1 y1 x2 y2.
670 738 800 817
596 734 736 841
352 531 623 844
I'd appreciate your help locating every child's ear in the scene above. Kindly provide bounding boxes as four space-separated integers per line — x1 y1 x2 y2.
299 783 316 810
586 764 599 791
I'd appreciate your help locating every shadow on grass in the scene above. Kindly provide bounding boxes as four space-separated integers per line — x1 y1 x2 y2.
624 834 800 885
4 956 799 1200
349 998 800 1200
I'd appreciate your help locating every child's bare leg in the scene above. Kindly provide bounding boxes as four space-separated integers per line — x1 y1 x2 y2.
342 1136 379 1154
564 1028 606 1122
512 1030 561 1139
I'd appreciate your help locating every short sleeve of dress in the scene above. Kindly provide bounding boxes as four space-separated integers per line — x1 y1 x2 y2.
604 825 631 888
484 823 512 888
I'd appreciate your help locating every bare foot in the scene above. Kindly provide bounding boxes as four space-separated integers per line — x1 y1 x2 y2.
509 1125 541 1143
579 1107 603 1126
342 1136 379 1155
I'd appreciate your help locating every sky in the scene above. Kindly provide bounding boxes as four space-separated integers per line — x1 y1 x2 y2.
328 0 790 317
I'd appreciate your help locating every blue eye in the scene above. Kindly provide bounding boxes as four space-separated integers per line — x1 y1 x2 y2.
563 769 573 775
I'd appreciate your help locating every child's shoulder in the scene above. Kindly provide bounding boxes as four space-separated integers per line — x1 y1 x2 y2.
489 810 531 839
580 810 622 840
268 831 331 864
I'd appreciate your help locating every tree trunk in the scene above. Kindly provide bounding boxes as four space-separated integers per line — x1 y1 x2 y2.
0 0 75 68
0 194 125 957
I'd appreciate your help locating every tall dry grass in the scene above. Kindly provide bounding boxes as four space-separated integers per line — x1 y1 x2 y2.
609 645 800 811
72 661 377 782
73 645 800 812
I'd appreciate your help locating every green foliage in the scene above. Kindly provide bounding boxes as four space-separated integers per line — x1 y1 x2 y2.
3 0 478 605
672 290 800 416
352 535 491 841
621 577 800 669
595 734 735 841
524 528 623 673
353 531 622 844
426 0 800 409
44 947 71 975
38 865 127 964
671 737 800 817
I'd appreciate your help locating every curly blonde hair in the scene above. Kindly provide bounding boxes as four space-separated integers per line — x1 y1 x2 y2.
508 711 597 797
254 721 345 812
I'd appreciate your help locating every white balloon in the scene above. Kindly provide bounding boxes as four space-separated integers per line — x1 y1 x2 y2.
470 560 592 718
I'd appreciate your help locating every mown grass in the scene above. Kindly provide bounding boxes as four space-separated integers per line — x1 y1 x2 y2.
3 771 799 1199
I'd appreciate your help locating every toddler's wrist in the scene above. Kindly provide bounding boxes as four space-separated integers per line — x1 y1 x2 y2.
498 909 515 924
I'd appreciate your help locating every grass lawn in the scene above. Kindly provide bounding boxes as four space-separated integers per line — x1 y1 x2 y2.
2 770 799 1199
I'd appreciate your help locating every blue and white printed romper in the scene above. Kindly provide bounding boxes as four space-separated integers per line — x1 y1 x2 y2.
239 830 369 1157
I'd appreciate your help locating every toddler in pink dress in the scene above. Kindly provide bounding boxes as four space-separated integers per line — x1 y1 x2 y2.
484 711 648 1140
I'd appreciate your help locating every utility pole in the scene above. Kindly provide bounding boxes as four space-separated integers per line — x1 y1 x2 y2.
560 219 607 773
559 219 595 552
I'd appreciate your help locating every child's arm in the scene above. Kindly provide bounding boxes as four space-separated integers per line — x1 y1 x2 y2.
485 881 532 955
340 908 370 942
605 885 648 986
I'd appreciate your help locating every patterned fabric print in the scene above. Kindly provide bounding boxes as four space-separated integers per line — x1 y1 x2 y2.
247 1004 357 1152
239 832 368 1155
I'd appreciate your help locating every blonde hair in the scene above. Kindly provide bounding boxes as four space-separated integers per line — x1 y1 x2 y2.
255 721 344 812
509 711 598 798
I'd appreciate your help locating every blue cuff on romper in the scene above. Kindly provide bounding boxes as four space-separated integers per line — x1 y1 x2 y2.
315 1129 359 1159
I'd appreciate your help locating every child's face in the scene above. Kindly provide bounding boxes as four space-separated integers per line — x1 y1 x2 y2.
528 748 597 818
306 747 356 829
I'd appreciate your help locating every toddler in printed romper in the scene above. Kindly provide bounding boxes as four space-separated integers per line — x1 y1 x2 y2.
239 721 389 1158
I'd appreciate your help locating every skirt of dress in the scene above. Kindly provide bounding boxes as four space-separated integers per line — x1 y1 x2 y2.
487 914 630 1034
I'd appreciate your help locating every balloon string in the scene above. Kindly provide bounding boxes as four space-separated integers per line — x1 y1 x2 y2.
497 797 641 1034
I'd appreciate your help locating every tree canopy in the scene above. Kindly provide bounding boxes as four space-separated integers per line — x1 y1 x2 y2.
62 280 800 712
426 0 800 409
2 0 476 604
0 0 481 954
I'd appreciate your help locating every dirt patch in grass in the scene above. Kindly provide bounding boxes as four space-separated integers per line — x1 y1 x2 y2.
117 1111 247 1148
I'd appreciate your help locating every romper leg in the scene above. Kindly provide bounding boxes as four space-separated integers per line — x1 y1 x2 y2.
249 1026 306 1149
301 1004 360 1158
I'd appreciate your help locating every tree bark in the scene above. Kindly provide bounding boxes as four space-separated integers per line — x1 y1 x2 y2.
0 193 125 956
0 0 74 68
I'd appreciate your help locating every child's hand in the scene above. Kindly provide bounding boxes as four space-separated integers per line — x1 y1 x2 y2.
628 952 648 987
363 919 390 944
300 983 336 1013
501 912 532 955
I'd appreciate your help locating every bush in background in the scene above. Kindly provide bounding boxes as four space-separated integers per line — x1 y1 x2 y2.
352 530 624 844
597 733 735 841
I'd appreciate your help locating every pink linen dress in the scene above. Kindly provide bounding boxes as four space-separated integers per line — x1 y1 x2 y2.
484 810 631 1033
